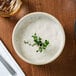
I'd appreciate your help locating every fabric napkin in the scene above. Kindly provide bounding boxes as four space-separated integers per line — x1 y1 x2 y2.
0 40 25 76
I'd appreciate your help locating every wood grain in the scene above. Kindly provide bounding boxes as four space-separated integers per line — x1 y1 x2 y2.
0 0 76 76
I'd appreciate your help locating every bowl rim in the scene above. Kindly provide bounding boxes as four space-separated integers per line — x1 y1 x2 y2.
12 12 65 65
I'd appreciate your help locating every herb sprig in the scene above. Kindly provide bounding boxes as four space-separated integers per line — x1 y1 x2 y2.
32 33 49 52
24 33 49 52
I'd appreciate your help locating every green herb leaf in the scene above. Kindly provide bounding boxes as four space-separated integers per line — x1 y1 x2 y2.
24 41 32 46
32 33 49 52
24 33 50 53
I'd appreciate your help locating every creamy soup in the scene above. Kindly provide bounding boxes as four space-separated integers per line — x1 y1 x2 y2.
16 17 64 64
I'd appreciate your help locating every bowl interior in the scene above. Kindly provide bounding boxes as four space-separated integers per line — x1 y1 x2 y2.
12 12 65 65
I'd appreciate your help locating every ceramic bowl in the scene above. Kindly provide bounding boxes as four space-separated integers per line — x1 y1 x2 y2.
12 12 65 65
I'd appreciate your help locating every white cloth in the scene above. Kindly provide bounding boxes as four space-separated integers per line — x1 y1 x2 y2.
0 40 25 76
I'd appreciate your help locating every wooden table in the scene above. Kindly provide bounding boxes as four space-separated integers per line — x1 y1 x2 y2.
0 0 76 76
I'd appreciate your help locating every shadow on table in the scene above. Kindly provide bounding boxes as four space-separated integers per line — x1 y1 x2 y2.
8 0 36 23
31 30 76 76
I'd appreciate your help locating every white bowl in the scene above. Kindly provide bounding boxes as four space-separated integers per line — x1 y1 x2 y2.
12 12 65 65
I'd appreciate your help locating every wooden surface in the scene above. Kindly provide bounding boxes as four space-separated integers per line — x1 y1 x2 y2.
0 0 76 76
